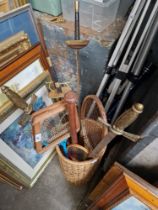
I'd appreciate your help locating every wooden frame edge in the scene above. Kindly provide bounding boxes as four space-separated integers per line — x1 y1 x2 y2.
0 44 49 86
87 163 158 210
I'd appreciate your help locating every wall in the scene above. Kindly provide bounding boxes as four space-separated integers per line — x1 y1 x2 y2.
117 0 134 17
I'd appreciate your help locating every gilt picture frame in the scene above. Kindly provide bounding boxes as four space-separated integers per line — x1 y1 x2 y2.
87 163 158 210
0 44 50 122
0 58 44 108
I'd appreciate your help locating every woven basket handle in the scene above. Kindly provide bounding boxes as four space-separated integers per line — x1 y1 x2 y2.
80 95 107 123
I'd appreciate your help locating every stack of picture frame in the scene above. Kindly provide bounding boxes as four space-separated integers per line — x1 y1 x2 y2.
0 4 55 188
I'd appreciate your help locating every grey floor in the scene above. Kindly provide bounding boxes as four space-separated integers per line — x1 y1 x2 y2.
0 156 87 210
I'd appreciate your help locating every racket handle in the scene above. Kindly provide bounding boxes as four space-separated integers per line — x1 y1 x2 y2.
64 91 78 144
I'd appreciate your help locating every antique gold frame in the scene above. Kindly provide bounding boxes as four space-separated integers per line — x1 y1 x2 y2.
0 31 32 69
0 43 50 122
87 163 158 210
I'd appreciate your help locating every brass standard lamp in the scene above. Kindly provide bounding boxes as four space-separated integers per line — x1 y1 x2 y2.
65 0 89 99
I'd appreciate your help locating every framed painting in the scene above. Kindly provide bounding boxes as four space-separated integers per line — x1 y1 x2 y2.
0 84 54 181
0 4 39 47
87 163 158 210
0 4 49 70
0 44 50 122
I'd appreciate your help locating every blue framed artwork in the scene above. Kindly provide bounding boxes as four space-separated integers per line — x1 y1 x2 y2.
0 97 46 168
0 4 39 45
87 163 158 209
0 85 54 179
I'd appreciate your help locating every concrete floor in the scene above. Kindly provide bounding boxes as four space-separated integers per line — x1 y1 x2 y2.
0 156 87 210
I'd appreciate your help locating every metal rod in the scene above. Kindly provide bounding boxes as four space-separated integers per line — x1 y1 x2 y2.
87 0 145 117
112 9 158 122
105 0 157 112
76 49 81 101
108 0 152 95
75 0 81 99
109 0 146 67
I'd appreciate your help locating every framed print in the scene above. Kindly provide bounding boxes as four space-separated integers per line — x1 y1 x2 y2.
0 44 50 122
0 4 41 70
0 85 54 180
87 163 158 210
0 59 44 107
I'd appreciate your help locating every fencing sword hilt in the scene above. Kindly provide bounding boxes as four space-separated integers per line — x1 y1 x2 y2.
113 103 144 130
98 103 144 142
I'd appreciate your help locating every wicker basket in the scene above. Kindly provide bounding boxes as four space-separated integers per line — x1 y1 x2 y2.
56 95 108 185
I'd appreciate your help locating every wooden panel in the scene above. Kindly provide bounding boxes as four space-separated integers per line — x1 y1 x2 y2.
88 165 123 201
88 175 129 210
87 163 158 210
0 0 9 12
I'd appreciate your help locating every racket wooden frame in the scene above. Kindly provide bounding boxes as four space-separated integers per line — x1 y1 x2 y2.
32 100 80 154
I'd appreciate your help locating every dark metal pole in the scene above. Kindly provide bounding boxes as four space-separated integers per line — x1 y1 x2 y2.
112 10 158 122
105 0 157 112
87 0 146 117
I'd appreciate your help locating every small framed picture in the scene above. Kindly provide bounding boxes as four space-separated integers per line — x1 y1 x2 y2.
87 163 158 210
